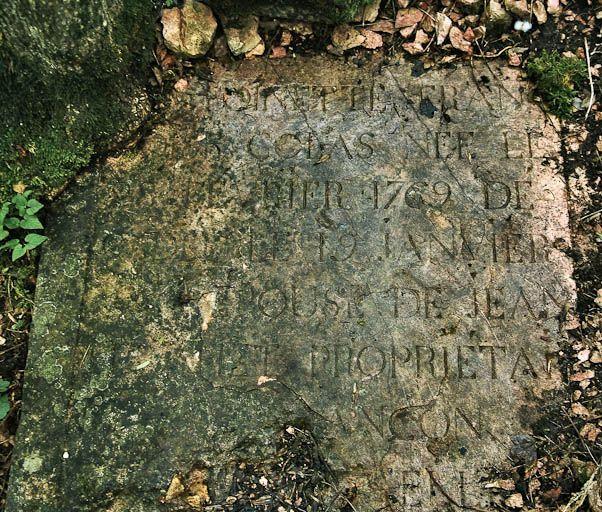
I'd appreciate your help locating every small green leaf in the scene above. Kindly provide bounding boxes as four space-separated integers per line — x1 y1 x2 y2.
0 380 9 393
1 239 20 250
11 244 26 261
4 217 20 229
0 230 8 241
26 199 44 215
0 394 10 421
12 194 26 208
0 205 9 225
24 233 48 250
20 216 43 230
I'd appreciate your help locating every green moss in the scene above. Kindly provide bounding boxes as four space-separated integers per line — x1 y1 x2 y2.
0 0 159 203
0 130 93 204
526 50 588 118
332 0 374 21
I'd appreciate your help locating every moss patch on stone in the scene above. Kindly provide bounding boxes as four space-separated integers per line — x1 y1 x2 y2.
0 0 159 202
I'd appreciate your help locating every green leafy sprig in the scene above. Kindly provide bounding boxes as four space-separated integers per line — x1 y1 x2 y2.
0 190 48 261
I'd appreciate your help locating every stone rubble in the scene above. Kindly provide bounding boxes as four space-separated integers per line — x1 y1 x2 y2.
161 0 217 58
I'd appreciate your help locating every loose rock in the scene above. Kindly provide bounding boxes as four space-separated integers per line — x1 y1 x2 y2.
245 40 265 58
354 0 381 23
161 0 217 58
332 25 365 51
483 0 513 34
505 0 531 18
533 0 548 23
223 15 262 56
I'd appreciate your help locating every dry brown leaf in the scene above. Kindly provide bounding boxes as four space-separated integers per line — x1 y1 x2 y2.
435 12 452 45
571 402 590 417
360 29 384 49
449 26 472 53
504 493 524 509
402 41 424 54
580 423 601 442
395 8 424 29
368 19 396 33
270 46 287 58
570 370 595 381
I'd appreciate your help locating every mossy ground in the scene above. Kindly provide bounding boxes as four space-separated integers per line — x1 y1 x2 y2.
526 50 588 118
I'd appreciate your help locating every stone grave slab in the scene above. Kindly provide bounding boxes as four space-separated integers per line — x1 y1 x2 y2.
7 56 575 511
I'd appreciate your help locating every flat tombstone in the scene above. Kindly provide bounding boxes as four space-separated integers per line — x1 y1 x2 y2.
8 56 574 511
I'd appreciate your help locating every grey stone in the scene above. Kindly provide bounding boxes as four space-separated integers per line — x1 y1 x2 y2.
7 56 575 511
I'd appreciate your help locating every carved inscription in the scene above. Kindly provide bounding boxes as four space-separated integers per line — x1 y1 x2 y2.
8 59 573 512
168 61 572 510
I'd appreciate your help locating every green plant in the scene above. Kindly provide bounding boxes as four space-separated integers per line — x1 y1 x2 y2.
0 190 48 262
526 50 588 118
0 380 10 421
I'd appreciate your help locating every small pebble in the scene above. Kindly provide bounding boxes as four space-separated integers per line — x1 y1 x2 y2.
514 20 533 31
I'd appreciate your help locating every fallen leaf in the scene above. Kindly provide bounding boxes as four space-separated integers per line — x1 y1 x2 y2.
270 46 287 58
508 50 521 66
485 479 515 490
395 8 424 29
580 423 601 442
257 375 276 385
414 29 430 45
368 19 396 33
360 28 383 49
12 183 26 194
402 41 425 54
280 29 292 46
533 0 548 23
399 24 418 38
449 26 472 53
547 0 561 14
570 370 595 381
505 493 524 509
542 487 561 502
435 12 452 45
571 402 590 417
164 475 185 502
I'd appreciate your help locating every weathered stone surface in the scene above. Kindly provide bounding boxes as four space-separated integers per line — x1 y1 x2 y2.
7 56 574 511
